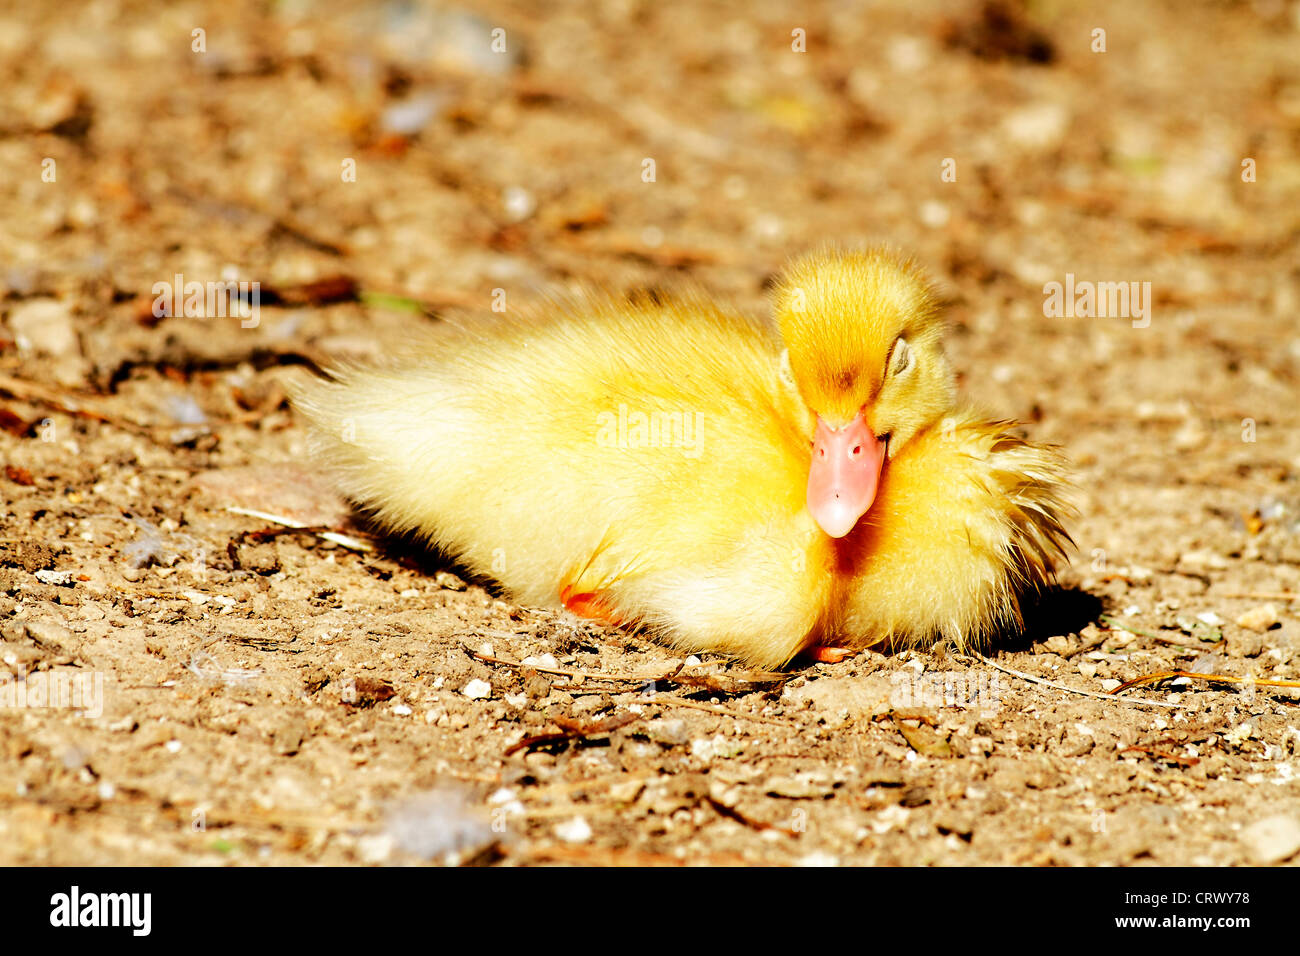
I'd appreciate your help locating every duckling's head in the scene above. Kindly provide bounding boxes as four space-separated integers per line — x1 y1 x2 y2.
772 248 955 538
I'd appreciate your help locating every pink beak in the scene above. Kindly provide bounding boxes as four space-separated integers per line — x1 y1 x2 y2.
807 414 886 538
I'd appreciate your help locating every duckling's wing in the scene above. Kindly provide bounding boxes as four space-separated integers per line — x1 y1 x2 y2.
290 294 813 622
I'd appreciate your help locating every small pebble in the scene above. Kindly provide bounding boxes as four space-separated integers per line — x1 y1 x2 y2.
502 186 536 222
461 679 491 700
608 778 646 803
1235 603 1279 633
555 816 592 843
1240 814 1300 864
796 851 840 867
646 718 689 746
357 833 395 864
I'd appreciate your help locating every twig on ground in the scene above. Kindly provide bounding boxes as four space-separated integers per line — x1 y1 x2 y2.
962 652 1181 709
703 795 799 836
1119 743 1200 767
1218 591 1299 602
504 710 643 756
646 695 794 726
468 646 676 685
226 506 373 551
1110 670 1300 695
1099 615 1204 651
469 647 794 725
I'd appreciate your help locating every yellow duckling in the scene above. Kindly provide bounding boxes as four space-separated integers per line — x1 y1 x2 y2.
292 248 1073 668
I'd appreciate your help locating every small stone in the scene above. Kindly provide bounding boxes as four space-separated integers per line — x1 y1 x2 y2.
1224 723 1254 748
1235 603 1279 633
1043 634 1072 655
554 816 592 843
608 778 646 803
645 718 689 746
1001 102 1069 151
22 620 73 650
1226 628 1265 659
502 186 536 223
461 679 491 700
34 569 76 586
60 746 89 771
1240 814 1300 864
235 542 280 575
1060 732 1094 757
1180 550 1230 570
1197 611 1224 627
569 695 604 716
899 785 930 808
766 773 835 799
271 719 307 755
918 200 950 229
381 93 441 136
357 833 395 864
1100 679 1121 692
522 671 551 699
690 737 716 761
7 298 79 357
796 851 840 866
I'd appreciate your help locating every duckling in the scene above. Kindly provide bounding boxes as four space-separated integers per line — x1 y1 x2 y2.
291 248 1072 669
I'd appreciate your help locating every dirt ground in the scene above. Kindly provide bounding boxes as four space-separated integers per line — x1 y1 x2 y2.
1 0 1299 867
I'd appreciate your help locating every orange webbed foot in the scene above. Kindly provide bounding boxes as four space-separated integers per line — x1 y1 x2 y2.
560 583 628 628
807 645 857 664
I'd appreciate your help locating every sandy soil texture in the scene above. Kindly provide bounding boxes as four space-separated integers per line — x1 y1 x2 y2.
1 0 1299 866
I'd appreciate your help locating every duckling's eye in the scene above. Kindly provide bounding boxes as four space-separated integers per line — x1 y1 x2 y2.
888 337 913 378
